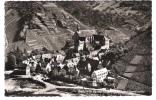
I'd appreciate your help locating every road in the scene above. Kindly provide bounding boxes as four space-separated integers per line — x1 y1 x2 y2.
31 77 140 96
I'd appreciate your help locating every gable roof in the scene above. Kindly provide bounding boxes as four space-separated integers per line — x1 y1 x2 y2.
78 30 97 37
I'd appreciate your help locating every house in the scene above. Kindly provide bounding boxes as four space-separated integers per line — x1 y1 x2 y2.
78 30 97 42
93 35 104 42
56 54 65 63
92 34 105 50
42 53 53 60
78 40 85 51
75 30 96 51
91 68 108 83
101 36 110 50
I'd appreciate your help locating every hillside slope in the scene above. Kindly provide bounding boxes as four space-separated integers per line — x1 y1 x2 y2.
5 2 90 54
57 1 151 43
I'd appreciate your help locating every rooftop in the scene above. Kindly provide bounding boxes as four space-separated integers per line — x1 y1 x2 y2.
78 30 97 37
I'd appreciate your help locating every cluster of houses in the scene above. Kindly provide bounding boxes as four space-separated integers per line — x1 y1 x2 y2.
17 28 117 88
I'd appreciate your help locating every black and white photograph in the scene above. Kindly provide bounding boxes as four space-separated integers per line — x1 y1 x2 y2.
4 0 152 96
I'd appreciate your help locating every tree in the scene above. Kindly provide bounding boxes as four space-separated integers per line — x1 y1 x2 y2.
42 47 48 53
23 48 28 56
6 1 44 24
14 46 23 65
6 52 17 70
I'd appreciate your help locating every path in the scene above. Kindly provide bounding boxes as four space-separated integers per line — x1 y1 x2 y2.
5 72 141 96
32 79 75 96
32 79 140 96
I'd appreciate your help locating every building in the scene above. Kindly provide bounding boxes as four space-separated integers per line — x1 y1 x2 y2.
75 30 96 51
42 53 53 60
101 36 110 50
78 30 97 42
56 54 65 63
91 68 108 83
78 40 85 51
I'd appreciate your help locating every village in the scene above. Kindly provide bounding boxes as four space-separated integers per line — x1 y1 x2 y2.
6 25 129 90
5 1 152 96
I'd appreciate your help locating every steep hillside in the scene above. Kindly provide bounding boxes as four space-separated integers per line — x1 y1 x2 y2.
57 1 151 43
5 2 90 54
5 1 151 53
114 27 152 94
